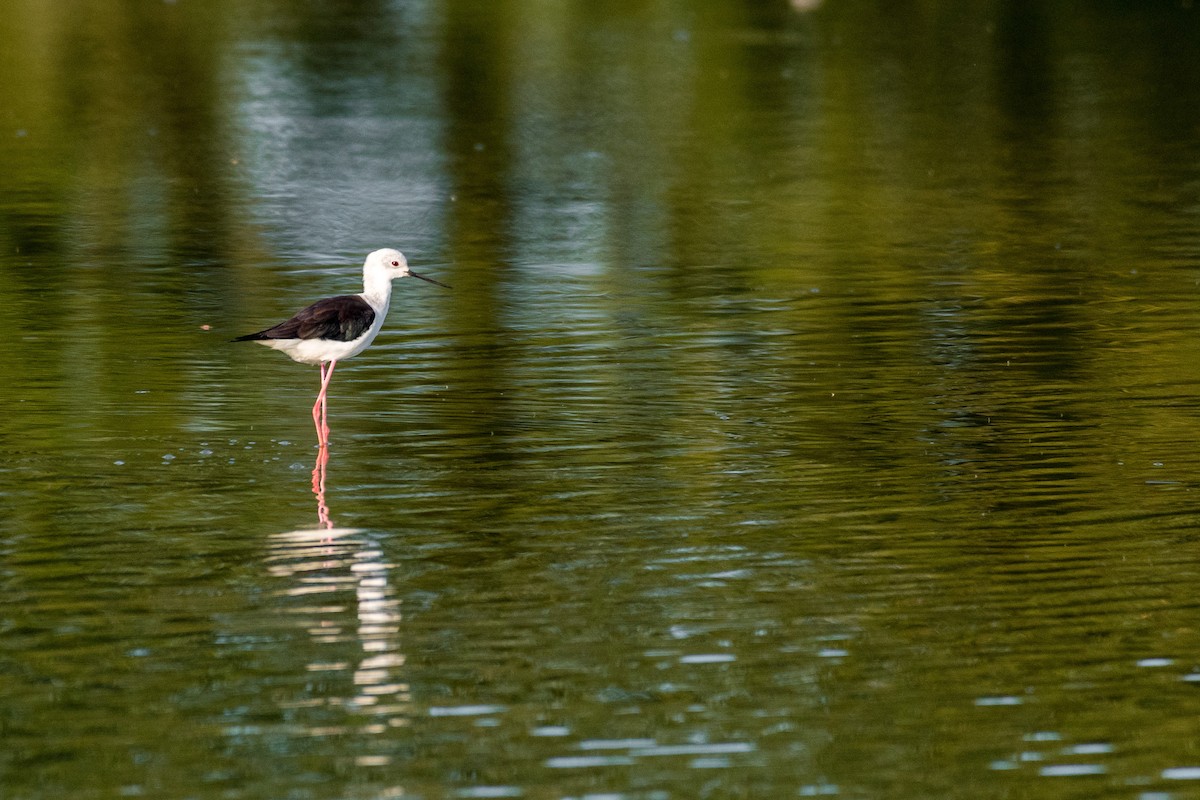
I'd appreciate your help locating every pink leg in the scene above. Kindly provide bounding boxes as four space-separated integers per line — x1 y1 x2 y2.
314 360 337 448
322 360 337 444
312 362 328 446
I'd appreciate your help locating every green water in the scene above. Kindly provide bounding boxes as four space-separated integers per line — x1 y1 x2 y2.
5 1 1200 798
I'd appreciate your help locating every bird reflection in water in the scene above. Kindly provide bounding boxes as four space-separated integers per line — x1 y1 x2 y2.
312 445 333 529
266 509 411 742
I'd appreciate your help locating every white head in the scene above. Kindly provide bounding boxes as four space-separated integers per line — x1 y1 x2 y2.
364 248 450 287
366 248 410 278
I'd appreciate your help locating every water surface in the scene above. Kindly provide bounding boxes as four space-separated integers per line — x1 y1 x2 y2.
5 2 1200 799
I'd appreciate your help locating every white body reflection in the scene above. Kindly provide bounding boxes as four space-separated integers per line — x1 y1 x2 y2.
264 451 411 734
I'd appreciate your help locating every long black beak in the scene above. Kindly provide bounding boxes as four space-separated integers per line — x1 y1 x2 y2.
409 270 451 289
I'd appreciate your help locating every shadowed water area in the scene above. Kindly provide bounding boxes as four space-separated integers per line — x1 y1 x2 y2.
4 1 1200 798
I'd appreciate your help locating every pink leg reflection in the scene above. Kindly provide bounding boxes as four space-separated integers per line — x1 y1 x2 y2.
312 444 332 529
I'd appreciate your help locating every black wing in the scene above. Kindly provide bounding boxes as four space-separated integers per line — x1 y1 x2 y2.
233 295 376 343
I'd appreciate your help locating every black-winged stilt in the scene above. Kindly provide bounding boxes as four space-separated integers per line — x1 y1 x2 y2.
233 248 449 448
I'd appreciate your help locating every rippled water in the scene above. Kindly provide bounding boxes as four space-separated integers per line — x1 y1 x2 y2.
6 1 1200 798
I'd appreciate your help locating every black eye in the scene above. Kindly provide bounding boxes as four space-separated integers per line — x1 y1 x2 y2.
391 260 399 266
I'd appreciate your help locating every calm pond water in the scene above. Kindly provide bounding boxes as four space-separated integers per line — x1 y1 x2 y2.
5 1 1200 798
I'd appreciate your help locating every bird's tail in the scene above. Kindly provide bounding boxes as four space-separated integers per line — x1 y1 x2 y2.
231 331 268 342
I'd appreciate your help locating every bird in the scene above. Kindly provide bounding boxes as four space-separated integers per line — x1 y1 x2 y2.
233 248 449 449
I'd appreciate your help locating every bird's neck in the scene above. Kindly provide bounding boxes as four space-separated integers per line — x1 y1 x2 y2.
361 272 393 313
